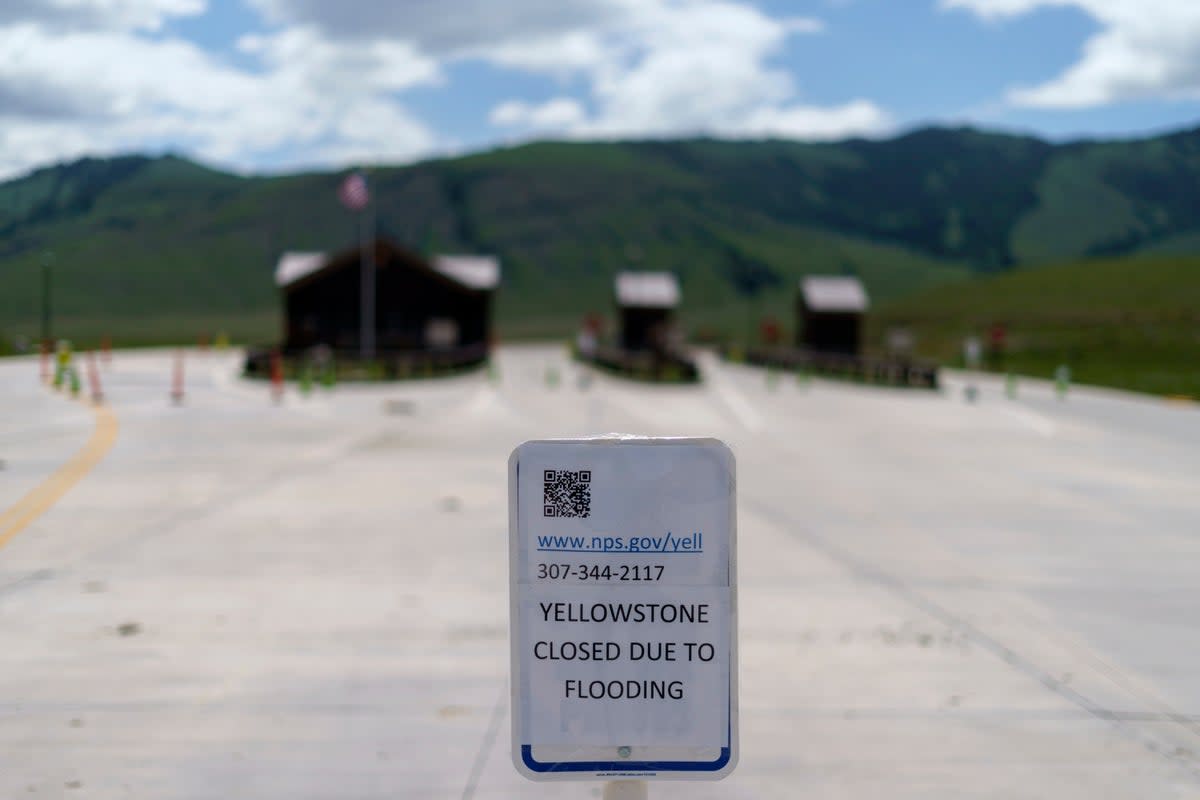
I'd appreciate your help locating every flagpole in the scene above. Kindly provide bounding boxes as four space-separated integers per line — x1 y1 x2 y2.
360 172 376 363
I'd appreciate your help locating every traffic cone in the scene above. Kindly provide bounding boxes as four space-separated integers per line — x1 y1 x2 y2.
270 350 284 404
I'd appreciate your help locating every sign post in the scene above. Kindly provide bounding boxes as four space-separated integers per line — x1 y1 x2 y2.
509 437 738 783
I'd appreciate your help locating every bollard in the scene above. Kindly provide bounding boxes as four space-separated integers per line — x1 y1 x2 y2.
1005 372 1017 400
54 339 72 390
85 350 104 404
269 350 284 404
1054 364 1070 401
170 349 185 405
298 361 313 396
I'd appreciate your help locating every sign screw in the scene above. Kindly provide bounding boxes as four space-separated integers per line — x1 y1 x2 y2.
617 746 632 759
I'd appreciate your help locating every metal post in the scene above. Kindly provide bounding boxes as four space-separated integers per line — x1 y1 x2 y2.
603 780 647 800
40 251 53 346
360 188 376 363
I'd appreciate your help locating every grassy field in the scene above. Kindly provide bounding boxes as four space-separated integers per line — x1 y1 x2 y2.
0 311 279 353
4 255 1197 399
869 255 1200 397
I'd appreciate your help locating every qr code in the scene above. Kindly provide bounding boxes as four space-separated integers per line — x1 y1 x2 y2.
543 469 591 518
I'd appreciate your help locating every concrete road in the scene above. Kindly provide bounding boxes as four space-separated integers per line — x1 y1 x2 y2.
0 345 1198 799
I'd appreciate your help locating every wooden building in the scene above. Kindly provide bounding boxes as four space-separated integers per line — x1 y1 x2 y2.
274 239 499 359
796 276 868 356
614 271 681 352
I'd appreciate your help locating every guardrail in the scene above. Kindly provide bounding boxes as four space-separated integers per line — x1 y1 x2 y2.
244 343 490 381
724 345 938 390
575 344 700 383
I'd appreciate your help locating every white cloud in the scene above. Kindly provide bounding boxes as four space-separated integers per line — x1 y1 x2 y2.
479 31 611 78
490 98 588 129
237 27 441 96
248 0 621 54
740 100 893 139
943 0 1200 108
477 0 886 141
0 14 439 178
0 0 893 178
0 0 205 32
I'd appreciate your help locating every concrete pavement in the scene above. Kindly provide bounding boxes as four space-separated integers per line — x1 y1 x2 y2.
0 345 1198 798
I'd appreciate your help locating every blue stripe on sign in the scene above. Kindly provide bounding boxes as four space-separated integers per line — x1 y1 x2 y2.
521 746 730 774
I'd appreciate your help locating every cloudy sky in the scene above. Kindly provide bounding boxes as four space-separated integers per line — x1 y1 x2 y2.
3 0 1200 179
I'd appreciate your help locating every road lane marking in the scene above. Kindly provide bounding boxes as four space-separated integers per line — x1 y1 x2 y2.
696 353 765 432
0 402 118 551
1002 406 1057 437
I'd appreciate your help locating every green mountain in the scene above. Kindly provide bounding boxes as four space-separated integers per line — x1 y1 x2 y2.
1 125 1199 347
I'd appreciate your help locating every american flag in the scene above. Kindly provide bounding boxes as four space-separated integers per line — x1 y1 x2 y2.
338 171 369 211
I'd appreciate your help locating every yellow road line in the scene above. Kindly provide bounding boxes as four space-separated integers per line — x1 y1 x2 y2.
0 402 119 551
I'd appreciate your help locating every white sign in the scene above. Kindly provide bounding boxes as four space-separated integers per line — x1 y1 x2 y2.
509 437 738 781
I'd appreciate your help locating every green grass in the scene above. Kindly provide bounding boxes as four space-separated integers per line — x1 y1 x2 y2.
1 310 278 350
871 255 1200 396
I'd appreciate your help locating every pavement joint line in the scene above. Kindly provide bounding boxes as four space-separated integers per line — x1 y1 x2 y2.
747 498 1200 784
0 398 118 552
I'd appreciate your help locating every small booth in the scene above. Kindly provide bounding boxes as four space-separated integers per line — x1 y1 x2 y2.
252 239 500 378
615 271 681 353
274 240 499 357
796 275 868 356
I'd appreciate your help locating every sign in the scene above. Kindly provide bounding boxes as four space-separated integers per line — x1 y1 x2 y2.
509 437 738 781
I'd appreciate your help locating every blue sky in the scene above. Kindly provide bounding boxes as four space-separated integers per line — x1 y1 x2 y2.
2 0 1200 178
